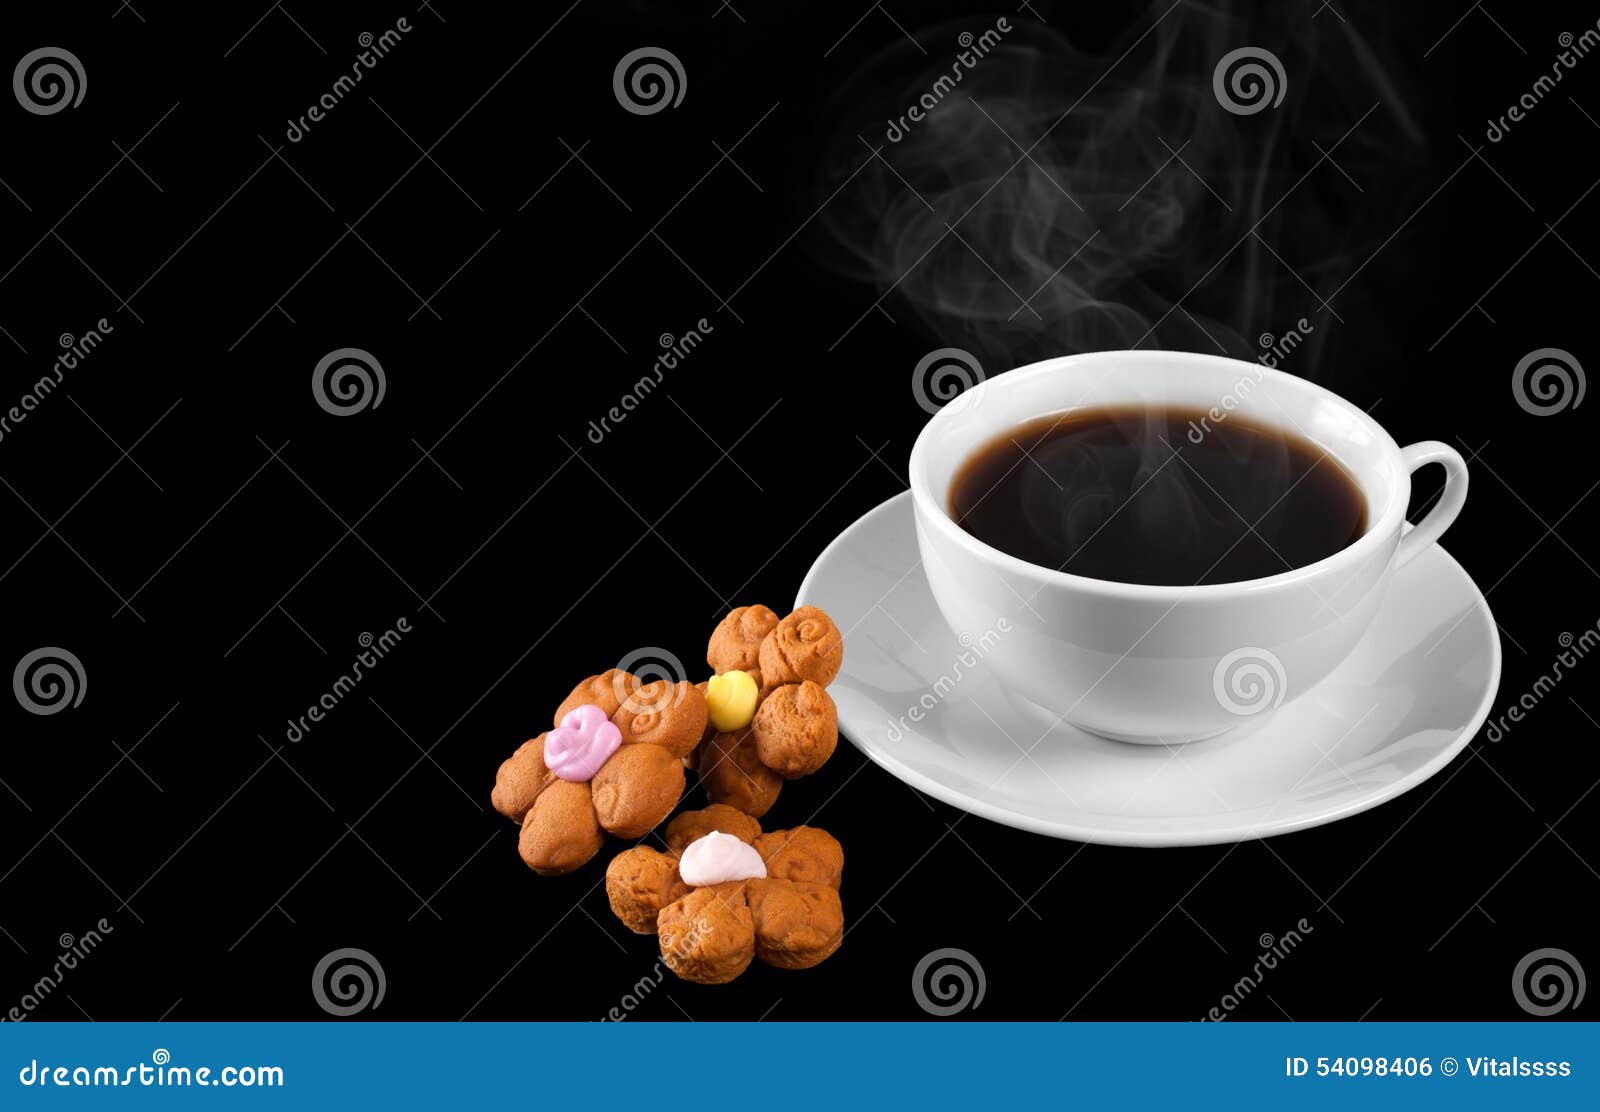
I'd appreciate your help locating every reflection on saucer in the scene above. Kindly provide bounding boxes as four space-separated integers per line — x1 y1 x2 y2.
799 492 1500 846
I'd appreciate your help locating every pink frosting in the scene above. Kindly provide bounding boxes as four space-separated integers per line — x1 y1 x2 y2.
679 831 768 887
545 704 622 782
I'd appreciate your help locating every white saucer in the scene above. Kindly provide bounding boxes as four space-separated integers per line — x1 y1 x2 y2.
797 492 1502 846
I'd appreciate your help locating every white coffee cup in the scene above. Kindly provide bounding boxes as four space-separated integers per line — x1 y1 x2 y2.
908 350 1468 743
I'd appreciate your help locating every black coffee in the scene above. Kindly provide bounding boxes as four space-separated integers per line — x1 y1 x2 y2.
949 406 1367 586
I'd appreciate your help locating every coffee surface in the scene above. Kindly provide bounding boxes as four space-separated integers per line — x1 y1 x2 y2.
949 406 1367 586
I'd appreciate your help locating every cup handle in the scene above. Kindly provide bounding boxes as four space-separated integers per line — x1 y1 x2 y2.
1395 441 1469 568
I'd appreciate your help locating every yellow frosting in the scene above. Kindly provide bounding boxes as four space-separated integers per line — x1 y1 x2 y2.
706 669 759 732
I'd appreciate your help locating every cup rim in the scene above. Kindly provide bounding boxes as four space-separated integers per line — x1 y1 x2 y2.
907 349 1408 600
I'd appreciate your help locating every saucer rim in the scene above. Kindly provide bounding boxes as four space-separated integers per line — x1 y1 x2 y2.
797 490 1503 847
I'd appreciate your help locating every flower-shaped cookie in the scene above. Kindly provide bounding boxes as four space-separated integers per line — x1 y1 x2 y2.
605 805 845 984
492 669 707 875
694 605 843 818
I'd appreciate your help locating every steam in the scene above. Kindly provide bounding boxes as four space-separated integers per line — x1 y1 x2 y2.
812 2 1425 370
1011 415 1292 581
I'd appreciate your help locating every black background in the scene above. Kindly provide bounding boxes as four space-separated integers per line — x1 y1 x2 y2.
1 0 1594 1021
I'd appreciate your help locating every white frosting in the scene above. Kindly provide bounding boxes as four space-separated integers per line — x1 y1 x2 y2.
679 831 768 887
